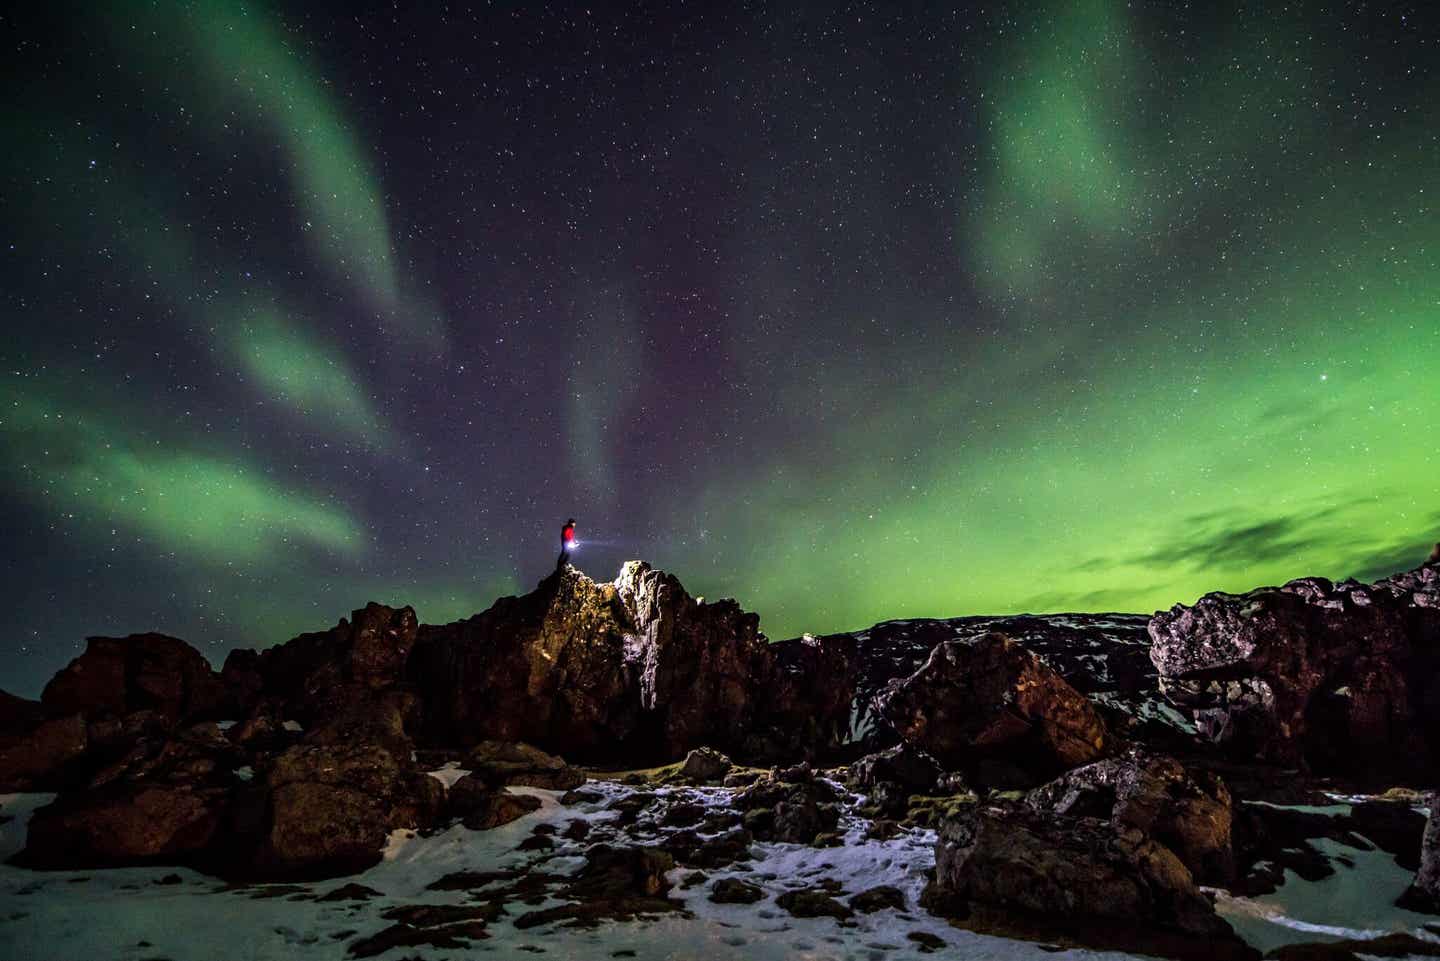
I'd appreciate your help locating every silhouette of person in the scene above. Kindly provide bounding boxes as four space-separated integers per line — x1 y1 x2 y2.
557 518 577 570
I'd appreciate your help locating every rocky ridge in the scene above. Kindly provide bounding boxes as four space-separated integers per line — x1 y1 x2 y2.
3 546 1440 959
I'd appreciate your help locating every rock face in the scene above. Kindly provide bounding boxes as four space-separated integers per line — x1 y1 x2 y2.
223 603 420 726
1148 559 1440 776
41 633 231 723
1026 749 1235 886
922 805 1255 961
0 711 88 791
878 633 1109 787
408 564 835 764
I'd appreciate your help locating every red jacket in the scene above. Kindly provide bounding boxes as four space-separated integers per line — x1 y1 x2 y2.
562 523 576 544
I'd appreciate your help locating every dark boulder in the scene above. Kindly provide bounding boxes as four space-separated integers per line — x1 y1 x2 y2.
679 746 732 783
236 737 442 880
848 743 941 795
42 633 231 723
17 723 243 870
446 773 542 830
463 740 586 790
512 845 683 929
1026 749 1235 885
19 782 231 870
921 804 1255 961
877 632 1109 787
709 877 765 904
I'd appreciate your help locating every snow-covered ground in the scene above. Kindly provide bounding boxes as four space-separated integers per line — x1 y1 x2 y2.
1 782 1436 960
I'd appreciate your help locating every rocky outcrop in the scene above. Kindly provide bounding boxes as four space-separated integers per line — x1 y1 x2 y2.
409 564 815 764
1026 749 1234 885
613 561 773 758
921 804 1255 961
878 633 1109 788
223 603 419 726
1148 555 1440 777
41 633 232 723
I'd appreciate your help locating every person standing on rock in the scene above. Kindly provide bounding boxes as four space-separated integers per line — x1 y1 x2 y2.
557 518 577 570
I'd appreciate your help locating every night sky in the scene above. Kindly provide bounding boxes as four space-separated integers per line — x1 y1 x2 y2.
3 1 1439 697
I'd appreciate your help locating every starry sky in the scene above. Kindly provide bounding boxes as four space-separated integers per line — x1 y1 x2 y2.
3 1 1439 696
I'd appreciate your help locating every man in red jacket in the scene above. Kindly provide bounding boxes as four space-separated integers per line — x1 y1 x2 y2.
557 518 577 570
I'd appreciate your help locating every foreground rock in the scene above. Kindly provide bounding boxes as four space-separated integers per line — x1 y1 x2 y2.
1148 553 1440 777
17 723 242 870
1026 749 1235 885
878 632 1109 788
921 804 1256 961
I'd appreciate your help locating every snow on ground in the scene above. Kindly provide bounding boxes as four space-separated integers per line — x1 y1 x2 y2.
2 785 1436 960
1214 806 1440 955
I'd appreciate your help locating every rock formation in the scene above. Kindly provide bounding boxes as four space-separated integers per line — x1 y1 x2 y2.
877 632 1109 787
1148 559 1440 777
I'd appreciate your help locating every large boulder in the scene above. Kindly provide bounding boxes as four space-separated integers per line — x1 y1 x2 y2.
848 743 942 795
41 633 231 723
1026 749 1234 886
921 805 1255 961
235 736 443 880
877 633 1109 787
17 723 243 870
1148 553 1440 776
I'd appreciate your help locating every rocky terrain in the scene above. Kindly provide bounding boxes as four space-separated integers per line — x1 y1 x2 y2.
4 551 1440 960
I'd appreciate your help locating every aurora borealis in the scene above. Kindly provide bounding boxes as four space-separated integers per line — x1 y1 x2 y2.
3 1 1438 696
